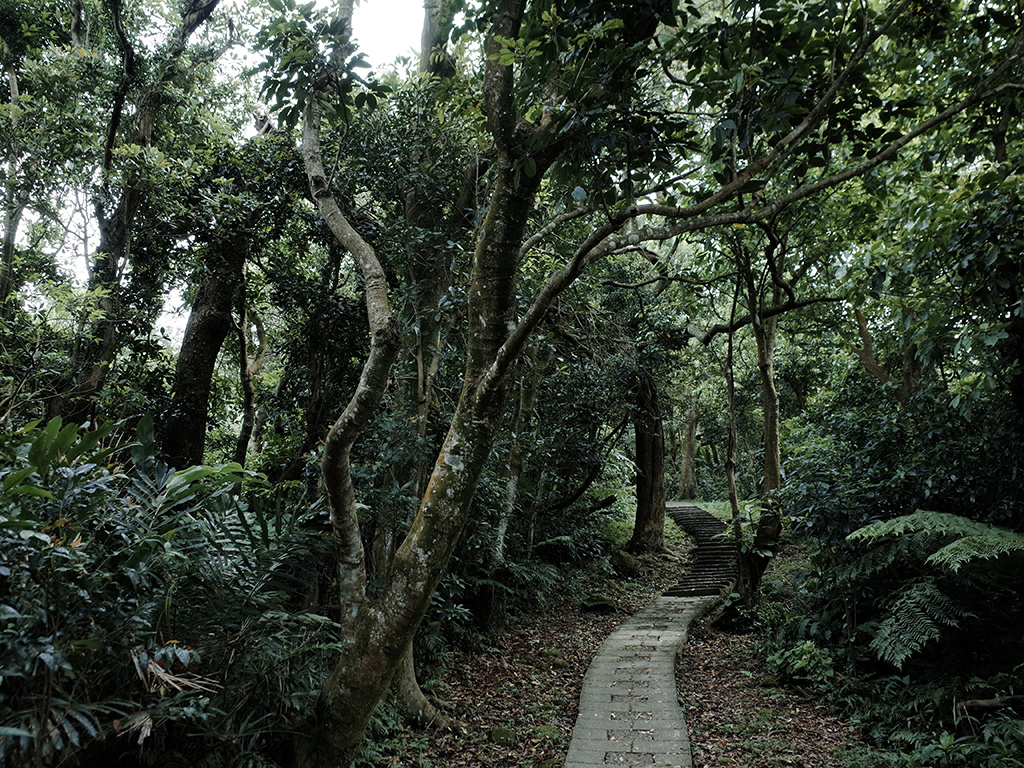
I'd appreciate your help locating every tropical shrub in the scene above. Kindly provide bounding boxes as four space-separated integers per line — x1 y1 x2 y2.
0 419 339 766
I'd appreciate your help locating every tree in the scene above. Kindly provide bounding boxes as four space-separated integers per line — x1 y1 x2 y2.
265 0 1023 758
47 0 234 422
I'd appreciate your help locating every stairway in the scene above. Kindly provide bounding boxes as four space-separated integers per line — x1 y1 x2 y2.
663 502 737 597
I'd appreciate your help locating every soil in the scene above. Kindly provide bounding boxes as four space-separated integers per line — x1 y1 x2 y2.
678 627 874 767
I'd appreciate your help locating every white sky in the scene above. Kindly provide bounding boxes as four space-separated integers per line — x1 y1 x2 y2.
351 0 425 70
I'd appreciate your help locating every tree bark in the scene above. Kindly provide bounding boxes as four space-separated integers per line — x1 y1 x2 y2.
476 346 551 628
0 54 29 317
677 397 698 500
390 0 479 719
293 3 567 759
234 309 265 467
295 156 543 767
628 371 666 553
162 236 246 468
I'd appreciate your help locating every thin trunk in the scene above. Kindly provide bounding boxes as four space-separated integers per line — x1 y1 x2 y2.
754 314 781 495
392 0 470 716
627 371 666 553
293 92 404 766
234 310 266 467
0 54 27 315
748 308 782 593
724 285 752 603
734 239 785 601
477 347 550 628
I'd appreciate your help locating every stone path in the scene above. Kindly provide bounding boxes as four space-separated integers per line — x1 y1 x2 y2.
563 504 735 767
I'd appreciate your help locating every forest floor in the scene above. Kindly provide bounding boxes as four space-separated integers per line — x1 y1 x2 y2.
367 530 879 768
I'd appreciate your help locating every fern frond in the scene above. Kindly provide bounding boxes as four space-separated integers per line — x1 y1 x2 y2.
838 535 917 581
849 511 1024 573
870 579 974 668
849 510 991 542
926 532 1024 573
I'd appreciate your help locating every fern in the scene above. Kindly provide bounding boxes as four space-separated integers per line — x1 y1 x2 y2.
871 579 974 668
849 510 1024 573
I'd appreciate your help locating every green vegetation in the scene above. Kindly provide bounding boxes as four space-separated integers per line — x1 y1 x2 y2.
1 0 1022 765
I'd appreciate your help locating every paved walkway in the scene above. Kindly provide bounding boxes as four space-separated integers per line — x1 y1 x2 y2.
564 504 735 767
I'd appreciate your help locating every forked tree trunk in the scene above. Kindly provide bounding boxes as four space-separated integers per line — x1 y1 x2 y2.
293 23 554 751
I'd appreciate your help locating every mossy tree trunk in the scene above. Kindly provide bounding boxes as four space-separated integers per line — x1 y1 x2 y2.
293 2 563 760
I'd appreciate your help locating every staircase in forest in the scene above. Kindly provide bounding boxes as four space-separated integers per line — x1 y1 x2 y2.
563 502 737 767
662 502 737 597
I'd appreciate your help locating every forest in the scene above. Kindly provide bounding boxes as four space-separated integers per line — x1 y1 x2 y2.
1 0 1022 765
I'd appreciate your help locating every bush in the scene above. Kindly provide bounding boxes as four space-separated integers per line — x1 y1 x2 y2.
0 418 338 766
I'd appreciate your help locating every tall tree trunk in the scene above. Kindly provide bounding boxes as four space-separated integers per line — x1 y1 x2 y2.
628 371 666 553
389 0 475 720
0 54 28 317
294 2 562 754
162 236 246 468
677 397 698 500
722 284 753 603
747 310 782 594
295 142 546 766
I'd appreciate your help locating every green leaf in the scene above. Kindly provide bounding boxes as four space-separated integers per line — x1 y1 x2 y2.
1 467 37 492
0 726 34 738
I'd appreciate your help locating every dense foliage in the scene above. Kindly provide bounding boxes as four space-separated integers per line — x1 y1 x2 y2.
1 0 1021 764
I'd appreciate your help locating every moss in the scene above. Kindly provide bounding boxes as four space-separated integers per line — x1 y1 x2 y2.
490 726 517 747
610 549 641 578
582 593 616 613
533 725 560 741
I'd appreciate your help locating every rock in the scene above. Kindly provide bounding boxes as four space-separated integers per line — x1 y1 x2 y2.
490 726 517 747
582 593 616 613
610 549 641 578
